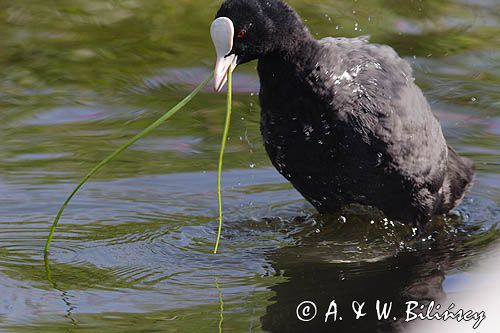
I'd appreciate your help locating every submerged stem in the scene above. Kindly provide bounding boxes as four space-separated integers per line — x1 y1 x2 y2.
214 68 234 254
44 72 214 255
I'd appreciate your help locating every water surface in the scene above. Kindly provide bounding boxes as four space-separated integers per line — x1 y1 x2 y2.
0 0 499 332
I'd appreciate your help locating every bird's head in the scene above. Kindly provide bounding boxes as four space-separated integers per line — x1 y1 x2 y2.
210 0 309 92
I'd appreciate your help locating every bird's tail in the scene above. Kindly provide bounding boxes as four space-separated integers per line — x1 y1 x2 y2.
436 146 475 214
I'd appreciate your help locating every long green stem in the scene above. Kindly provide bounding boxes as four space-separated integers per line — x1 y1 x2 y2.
44 72 214 255
214 68 234 254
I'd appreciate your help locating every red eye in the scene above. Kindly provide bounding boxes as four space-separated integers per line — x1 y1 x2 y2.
237 30 246 39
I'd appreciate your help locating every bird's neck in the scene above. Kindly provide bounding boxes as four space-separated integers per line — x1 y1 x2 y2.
257 38 325 121
257 37 323 93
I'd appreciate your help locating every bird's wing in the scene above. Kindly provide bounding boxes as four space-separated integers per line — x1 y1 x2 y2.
317 37 448 188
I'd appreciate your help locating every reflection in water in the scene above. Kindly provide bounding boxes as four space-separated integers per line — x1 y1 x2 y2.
44 255 78 328
216 278 224 333
261 212 496 332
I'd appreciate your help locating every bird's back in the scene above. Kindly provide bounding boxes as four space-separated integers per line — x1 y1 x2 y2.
317 36 447 175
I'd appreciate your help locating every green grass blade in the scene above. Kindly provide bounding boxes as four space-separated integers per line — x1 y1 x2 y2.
214 67 234 254
44 72 214 255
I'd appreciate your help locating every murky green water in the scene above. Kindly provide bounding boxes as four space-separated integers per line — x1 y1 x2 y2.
0 0 499 332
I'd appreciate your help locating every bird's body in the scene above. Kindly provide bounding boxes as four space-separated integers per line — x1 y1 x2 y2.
212 0 475 228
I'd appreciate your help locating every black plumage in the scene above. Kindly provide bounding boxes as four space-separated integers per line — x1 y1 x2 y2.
213 0 475 229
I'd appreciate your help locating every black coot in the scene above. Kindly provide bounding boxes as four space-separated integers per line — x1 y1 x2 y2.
210 0 474 229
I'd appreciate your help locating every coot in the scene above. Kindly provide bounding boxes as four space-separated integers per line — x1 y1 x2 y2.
210 0 475 229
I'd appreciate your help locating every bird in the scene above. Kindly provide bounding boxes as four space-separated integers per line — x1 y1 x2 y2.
209 0 475 230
